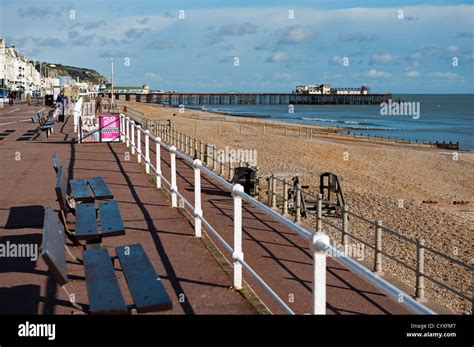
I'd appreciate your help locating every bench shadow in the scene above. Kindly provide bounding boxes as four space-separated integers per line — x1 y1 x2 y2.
0 285 41 314
4 205 45 229
107 142 195 314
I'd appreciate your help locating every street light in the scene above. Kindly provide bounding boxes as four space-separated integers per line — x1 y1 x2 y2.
111 57 114 107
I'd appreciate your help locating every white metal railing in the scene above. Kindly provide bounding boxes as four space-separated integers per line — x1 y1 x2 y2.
118 113 435 315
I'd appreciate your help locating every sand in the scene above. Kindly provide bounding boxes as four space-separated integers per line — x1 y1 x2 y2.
119 100 473 314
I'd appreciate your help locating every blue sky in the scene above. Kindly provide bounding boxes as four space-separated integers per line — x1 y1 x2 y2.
1 0 473 93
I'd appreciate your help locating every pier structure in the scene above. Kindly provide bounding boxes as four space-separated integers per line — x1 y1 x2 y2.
105 92 391 105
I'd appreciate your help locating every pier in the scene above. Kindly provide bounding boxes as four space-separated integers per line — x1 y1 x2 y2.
104 92 391 105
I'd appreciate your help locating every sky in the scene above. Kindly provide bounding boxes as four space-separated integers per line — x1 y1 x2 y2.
0 0 473 93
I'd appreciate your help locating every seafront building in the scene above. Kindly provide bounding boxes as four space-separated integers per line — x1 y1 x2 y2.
0 37 41 97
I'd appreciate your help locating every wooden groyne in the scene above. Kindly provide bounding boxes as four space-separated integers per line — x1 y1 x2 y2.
104 92 391 105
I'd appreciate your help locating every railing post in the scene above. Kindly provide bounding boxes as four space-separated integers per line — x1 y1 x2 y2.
283 179 288 215
170 146 178 207
342 205 349 246
271 175 277 209
155 137 162 188
193 159 203 238
219 153 224 176
295 183 301 223
374 220 383 275
415 237 426 302
131 121 136 155
137 125 142 163
267 177 272 207
144 130 150 174
317 194 323 232
310 232 330 314
232 184 244 290
125 117 130 147
212 147 217 171
120 115 125 142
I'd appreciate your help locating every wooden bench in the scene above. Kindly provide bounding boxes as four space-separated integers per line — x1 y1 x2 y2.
40 207 173 314
31 111 44 123
55 165 125 247
38 109 59 138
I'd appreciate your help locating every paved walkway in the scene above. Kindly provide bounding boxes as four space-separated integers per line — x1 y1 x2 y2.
0 109 254 314
145 128 411 314
0 105 410 314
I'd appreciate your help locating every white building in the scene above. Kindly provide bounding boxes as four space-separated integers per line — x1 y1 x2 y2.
295 84 332 95
295 83 370 95
0 37 42 97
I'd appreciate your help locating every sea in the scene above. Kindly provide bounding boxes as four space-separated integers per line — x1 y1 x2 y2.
193 94 474 151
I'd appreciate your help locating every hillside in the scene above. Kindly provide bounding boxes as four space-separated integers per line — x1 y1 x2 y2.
33 62 107 85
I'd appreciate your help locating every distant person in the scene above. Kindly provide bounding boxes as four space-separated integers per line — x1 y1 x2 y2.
95 95 102 114
7 90 13 106
26 92 32 105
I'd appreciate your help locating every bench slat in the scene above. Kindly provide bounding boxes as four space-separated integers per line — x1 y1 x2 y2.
88 177 114 200
55 166 69 212
99 200 125 237
40 207 68 286
75 203 99 240
70 179 93 202
82 248 128 314
116 244 172 313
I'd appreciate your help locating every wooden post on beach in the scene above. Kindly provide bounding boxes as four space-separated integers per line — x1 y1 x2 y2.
271 175 277 209
263 125 266 136
200 141 205 162
255 166 260 199
228 160 233 180
295 183 301 223
194 122 197 136
415 238 426 301
240 123 242 135
193 138 197 159
283 179 288 215
317 194 323 232
285 127 288 137
267 177 272 207
342 205 349 246
374 220 383 275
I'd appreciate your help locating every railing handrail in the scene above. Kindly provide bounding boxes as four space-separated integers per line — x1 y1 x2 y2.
118 113 435 315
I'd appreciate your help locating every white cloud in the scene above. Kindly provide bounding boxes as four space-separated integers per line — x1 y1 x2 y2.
428 72 461 80
266 51 290 63
369 54 400 64
330 56 346 65
145 72 162 81
273 72 296 81
367 69 392 78
404 70 421 78
277 25 315 45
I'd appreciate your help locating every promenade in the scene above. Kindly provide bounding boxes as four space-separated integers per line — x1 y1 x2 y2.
0 106 254 314
0 105 410 314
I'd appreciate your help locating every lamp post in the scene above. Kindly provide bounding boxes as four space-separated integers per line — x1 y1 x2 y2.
110 58 114 107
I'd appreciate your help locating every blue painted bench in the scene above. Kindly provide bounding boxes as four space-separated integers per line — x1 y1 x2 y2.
40 207 173 314
54 163 125 247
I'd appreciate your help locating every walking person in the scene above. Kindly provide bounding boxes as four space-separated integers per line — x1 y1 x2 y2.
7 90 13 106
